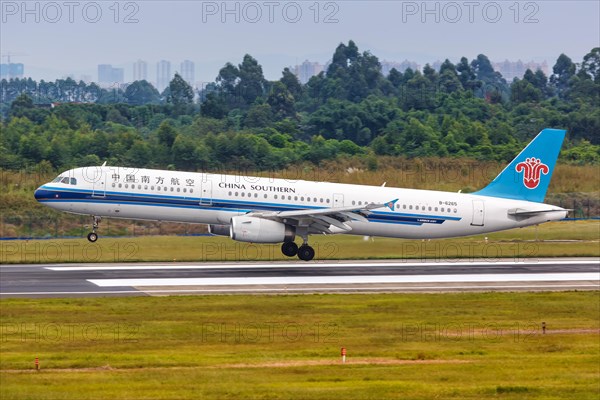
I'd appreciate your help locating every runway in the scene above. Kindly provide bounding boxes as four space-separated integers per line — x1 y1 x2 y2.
1 258 598 298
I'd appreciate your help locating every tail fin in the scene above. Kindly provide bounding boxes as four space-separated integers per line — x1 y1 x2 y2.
474 128 566 203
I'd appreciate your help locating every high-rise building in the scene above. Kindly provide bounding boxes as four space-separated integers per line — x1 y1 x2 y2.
380 60 420 76
156 60 172 92
294 60 325 84
97 64 124 86
133 59 148 81
180 60 195 86
493 60 549 81
0 63 24 79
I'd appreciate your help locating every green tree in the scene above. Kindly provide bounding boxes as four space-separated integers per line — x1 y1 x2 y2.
267 82 296 120
511 78 542 103
237 54 267 105
280 67 302 99
550 53 576 98
167 73 194 114
124 80 161 105
244 103 273 128
581 47 600 83
156 120 177 148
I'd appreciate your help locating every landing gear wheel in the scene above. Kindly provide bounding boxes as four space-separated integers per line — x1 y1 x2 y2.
297 245 315 261
87 232 98 242
281 241 299 257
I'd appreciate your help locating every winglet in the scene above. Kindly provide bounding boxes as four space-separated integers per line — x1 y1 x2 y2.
474 128 566 203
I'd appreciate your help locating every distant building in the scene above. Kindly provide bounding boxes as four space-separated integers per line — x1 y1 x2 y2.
493 60 549 81
0 63 24 79
294 60 325 84
97 64 124 86
431 60 443 72
133 59 148 81
380 60 420 76
180 60 195 86
156 60 172 92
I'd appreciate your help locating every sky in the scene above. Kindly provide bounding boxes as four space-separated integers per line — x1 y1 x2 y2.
1 0 599 84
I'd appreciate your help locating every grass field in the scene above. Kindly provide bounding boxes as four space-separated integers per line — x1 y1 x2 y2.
1 220 598 264
1 292 598 399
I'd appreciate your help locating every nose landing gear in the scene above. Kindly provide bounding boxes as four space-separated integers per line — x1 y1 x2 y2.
87 216 101 242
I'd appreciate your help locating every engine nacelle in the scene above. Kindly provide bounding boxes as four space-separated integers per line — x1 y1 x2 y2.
230 216 295 243
208 224 230 237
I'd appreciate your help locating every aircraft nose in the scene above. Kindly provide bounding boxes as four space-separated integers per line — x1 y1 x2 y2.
34 186 44 201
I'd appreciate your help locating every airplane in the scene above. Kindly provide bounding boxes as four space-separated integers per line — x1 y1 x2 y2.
34 128 568 261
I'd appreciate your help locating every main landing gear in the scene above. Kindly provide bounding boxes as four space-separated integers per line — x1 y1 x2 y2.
281 238 315 261
87 216 101 242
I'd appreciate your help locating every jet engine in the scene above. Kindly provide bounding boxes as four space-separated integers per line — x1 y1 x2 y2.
229 216 295 243
208 224 230 236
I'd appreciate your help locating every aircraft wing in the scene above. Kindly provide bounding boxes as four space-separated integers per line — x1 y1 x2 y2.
248 202 391 234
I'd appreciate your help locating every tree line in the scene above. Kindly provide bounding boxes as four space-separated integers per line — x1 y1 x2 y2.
1 42 598 172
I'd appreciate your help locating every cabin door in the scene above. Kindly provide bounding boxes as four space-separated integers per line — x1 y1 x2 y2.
91 167 106 198
199 178 212 206
471 200 485 226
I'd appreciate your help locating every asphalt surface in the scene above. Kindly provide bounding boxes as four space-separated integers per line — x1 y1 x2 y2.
1 258 598 298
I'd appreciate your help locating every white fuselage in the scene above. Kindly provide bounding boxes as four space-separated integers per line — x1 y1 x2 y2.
34 166 567 239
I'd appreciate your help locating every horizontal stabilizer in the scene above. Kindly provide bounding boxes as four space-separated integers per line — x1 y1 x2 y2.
508 208 569 217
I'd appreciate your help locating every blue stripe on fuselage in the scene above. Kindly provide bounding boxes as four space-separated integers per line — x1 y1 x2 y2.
35 186 461 226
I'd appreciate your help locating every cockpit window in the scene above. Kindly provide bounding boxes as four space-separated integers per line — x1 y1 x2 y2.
70 178 77 185
52 176 63 182
61 177 70 184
